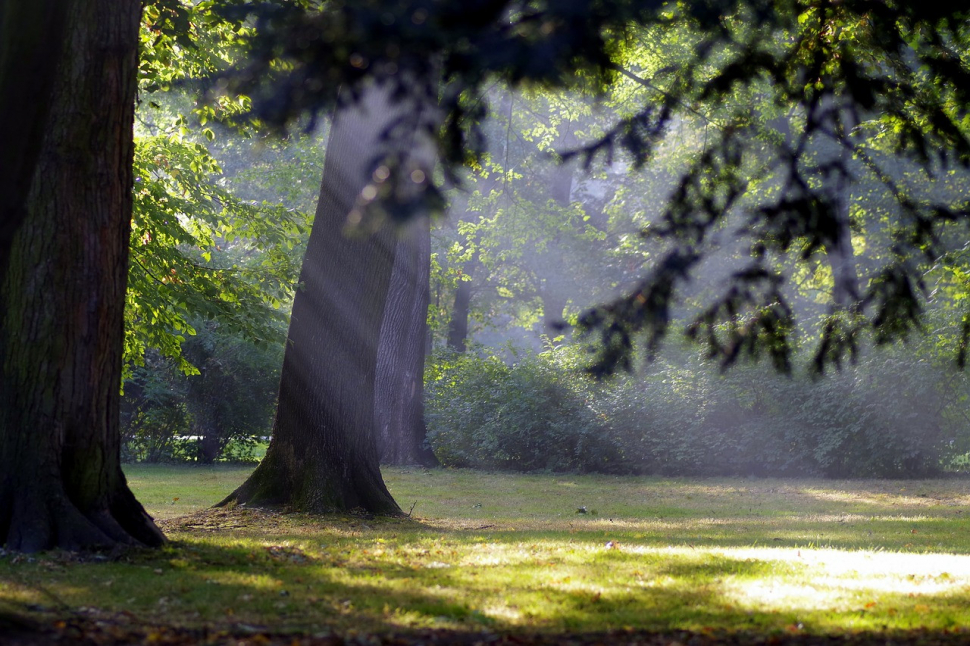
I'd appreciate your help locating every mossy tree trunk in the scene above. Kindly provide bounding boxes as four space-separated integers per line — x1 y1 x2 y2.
222 81 439 513
0 0 164 552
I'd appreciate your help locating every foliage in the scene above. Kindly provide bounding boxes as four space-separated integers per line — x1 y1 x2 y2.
129 1 309 378
210 1 970 373
605 346 956 478
121 356 193 464
121 320 282 464
426 338 970 477
127 131 303 374
426 343 619 472
574 2 970 374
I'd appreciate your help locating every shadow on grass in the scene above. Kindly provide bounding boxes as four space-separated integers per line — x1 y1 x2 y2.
4 506 970 640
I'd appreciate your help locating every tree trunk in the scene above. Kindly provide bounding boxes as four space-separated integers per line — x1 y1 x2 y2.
0 0 164 552
541 129 577 334
825 203 859 308
447 267 474 353
550 125 577 208
825 139 860 309
221 82 431 514
541 288 569 335
376 220 438 466
183 350 227 464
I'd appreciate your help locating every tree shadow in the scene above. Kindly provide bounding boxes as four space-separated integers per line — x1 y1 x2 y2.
5 507 970 641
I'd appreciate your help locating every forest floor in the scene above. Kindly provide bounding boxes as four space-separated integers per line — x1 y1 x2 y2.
4 466 970 644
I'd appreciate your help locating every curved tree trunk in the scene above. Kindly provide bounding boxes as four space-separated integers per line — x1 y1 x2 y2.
221 81 436 513
0 0 164 552
376 219 438 466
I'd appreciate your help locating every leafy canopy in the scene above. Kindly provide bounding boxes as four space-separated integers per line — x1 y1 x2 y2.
213 0 970 373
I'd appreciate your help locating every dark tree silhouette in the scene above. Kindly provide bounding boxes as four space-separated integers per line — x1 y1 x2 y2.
0 0 164 551
0 0 70 285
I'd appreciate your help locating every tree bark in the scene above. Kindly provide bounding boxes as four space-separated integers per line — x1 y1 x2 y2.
221 81 433 513
0 0 164 552
376 220 438 466
825 200 860 309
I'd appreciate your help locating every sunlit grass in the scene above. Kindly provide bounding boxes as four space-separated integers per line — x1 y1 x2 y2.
3 466 970 636
122 463 253 519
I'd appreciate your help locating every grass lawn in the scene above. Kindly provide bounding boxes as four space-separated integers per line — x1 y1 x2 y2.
4 465 970 641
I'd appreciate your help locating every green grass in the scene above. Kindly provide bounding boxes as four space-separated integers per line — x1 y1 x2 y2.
4 466 970 638
122 463 254 519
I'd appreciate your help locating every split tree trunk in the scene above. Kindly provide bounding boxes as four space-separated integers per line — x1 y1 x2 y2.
0 0 164 552
376 220 438 466
221 81 439 513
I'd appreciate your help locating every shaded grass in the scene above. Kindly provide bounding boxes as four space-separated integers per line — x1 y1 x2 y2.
3 466 970 637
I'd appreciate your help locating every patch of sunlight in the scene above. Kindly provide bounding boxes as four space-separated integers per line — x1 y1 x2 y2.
548 579 609 597
204 571 283 589
797 513 929 523
482 601 523 622
0 582 58 606
800 489 970 509
467 552 511 566
458 542 565 568
703 547 970 611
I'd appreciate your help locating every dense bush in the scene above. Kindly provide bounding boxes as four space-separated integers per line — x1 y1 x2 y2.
426 344 621 472
425 342 969 478
121 321 281 464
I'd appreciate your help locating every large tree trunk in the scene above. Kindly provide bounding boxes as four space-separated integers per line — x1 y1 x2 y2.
221 81 436 513
0 0 70 284
0 0 164 552
376 220 438 466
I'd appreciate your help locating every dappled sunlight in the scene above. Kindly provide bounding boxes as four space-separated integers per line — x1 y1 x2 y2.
9 469 969 635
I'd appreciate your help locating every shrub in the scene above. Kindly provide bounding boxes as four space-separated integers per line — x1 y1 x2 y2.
426 344 620 472
425 341 966 478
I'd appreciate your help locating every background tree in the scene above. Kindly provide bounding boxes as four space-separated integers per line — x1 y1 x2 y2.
376 219 439 466
221 75 440 513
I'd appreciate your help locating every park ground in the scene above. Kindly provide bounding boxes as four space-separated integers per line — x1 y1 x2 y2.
4 466 970 644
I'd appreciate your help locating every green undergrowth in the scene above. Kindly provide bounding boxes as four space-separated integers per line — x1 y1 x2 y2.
3 466 970 638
